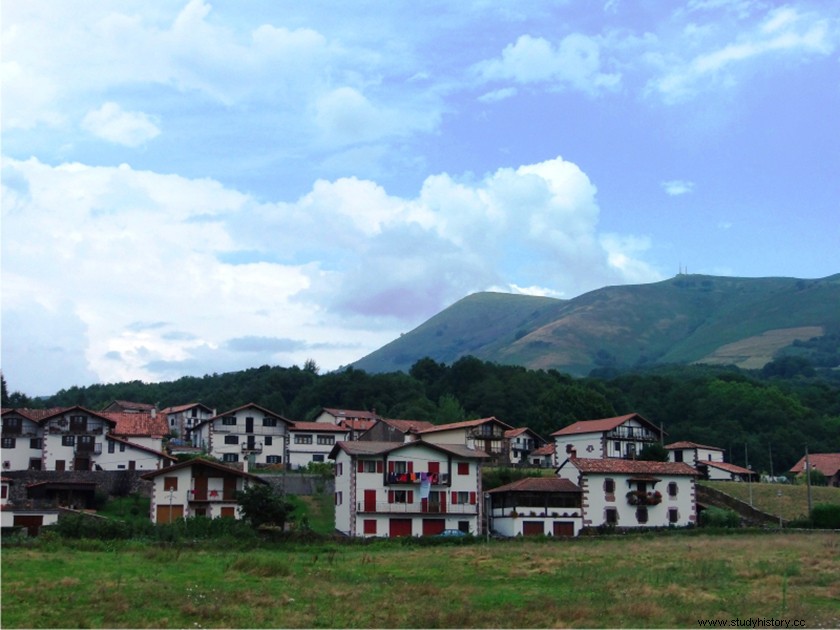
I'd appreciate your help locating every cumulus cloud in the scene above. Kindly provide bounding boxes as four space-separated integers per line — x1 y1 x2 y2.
2 153 661 392
474 33 621 94
82 102 160 146
662 180 695 196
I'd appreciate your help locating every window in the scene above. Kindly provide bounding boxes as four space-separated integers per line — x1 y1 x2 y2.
264 436 272 446
69 415 88 432
335 491 343 505
266 455 282 464
164 477 178 491
359 460 378 473
2 417 22 433
108 440 115 453
605 508 617 525
77 435 95 452
614 441 621 453
457 462 469 476
1 438 15 449
62 435 76 447
119 442 126 452
389 490 412 504
636 507 648 524
223 453 239 463
312 454 325 462
295 435 313 444
262 417 277 427
604 478 615 494
673 450 684 463
391 460 408 474
29 458 42 470
316 435 335 446
191 408 198 418
363 519 377 535
451 491 470 504
1 484 7 499
668 482 678 497
428 461 440 474
224 435 240 444
222 416 237 426
337 463 343 476
668 508 679 524
55 460 66 471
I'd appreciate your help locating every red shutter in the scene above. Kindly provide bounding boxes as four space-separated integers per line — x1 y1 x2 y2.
408 461 414 474
451 491 457 504
376 460 383 474
388 461 394 473
357 460 364 473
428 461 439 474
408 491 413 503
388 491 394 503
470 492 477 505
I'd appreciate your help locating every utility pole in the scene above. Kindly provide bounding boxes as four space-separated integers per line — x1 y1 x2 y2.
805 446 813 520
745 443 753 507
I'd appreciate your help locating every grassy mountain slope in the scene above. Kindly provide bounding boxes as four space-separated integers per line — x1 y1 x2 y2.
351 274 840 375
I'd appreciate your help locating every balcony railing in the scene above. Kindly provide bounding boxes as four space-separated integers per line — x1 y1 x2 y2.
241 443 263 453
74 443 102 455
189 490 236 502
626 490 662 506
386 473 450 485
356 501 477 515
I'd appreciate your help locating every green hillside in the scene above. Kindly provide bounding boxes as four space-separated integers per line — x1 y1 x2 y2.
352 274 840 375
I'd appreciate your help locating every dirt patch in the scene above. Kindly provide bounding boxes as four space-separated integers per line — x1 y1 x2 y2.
697 326 824 369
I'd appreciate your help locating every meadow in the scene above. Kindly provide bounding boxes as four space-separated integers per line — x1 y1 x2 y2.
2 532 839 628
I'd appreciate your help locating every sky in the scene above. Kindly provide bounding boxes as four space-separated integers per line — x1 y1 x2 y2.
2 0 839 397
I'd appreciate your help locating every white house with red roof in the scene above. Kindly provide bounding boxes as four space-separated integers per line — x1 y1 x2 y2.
557 457 698 530
314 407 380 438
95 435 176 471
505 427 546 466
0 477 60 535
359 418 436 442
790 453 840 487
192 403 293 469
415 417 514 465
488 477 583 537
40 406 116 472
288 422 350 469
529 443 556 468
141 458 268 523
159 403 215 440
2 408 54 471
665 441 755 482
330 439 488 537
103 411 170 452
551 413 665 464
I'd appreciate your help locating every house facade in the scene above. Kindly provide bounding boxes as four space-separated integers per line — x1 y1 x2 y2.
104 411 170 452
40 407 116 472
551 413 664 464
488 477 583 537
505 427 546 466
666 441 755 481
789 453 840 487
141 459 268 523
2 409 52 471
192 403 293 468
416 417 513 465
95 435 175 471
330 440 488 537
556 457 698 530
160 403 215 440
287 422 350 469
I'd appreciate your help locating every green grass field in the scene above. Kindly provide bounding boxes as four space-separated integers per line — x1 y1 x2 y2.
700 481 840 521
3 533 838 628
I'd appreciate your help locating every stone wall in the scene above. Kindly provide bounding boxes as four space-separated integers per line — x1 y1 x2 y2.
3 470 151 507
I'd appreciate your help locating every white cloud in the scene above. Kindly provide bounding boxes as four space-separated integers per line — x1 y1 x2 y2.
662 180 695 196
82 102 161 147
475 34 621 94
478 87 518 102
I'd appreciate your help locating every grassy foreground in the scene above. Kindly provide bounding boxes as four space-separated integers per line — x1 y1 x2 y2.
3 533 839 628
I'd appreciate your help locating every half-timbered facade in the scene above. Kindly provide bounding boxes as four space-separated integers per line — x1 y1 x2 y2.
192 403 292 468
551 413 664 464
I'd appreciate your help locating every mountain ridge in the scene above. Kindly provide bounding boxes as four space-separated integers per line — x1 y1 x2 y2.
351 273 840 375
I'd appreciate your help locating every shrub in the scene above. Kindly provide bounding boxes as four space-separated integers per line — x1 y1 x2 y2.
811 503 840 529
699 507 741 528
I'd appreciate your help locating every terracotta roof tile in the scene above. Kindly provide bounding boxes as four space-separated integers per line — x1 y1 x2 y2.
103 412 169 437
488 477 581 493
665 441 724 451
789 453 840 476
551 414 640 436
531 443 556 456
380 418 436 433
569 457 698 476
418 416 514 434
703 461 754 475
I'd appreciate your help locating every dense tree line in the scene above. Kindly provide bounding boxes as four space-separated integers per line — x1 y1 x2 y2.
5 358 838 475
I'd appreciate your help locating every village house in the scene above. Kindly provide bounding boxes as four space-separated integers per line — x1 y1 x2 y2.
414 417 513 465
789 453 840 487
95 435 176 471
159 403 215 440
556 456 698 529
287 422 350 469
665 441 755 481
359 418 435 442
103 410 170 452
0 476 60 536
488 476 583 537
102 400 157 414
314 407 380 438
529 443 556 468
505 427 546 466
39 406 116 472
192 403 293 469
330 439 488 537
2 408 54 471
551 413 665 464
141 458 268 523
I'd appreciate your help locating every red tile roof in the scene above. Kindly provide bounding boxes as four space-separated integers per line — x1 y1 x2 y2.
107 400 157 411
2 407 67 422
569 457 698 476
789 453 840 476
551 413 646 436
703 461 754 475
160 403 213 415
531 443 556 456
103 412 169 437
380 418 436 433
418 416 514 434
322 408 381 421
339 419 377 432
141 458 268 482
488 477 581 494
330 439 489 460
665 441 724 451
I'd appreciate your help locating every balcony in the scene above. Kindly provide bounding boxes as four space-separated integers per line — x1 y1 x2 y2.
189 489 236 502
386 472 449 485
626 490 662 506
241 443 263 453
74 443 102 455
356 501 477 515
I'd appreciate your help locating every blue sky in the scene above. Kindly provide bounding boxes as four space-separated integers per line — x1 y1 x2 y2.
2 0 839 396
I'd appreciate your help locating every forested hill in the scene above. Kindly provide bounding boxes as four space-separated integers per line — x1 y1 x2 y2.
351 273 840 376
5 359 839 476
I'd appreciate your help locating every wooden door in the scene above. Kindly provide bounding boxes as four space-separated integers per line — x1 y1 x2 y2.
156 504 184 524
245 417 254 433
553 521 574 537
364 489 377 512
522 521 544 536
13 515 44 536
389 518 412 538
422 519 445 536
193 476 208 501
220 506 236 518
223 477 237 501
